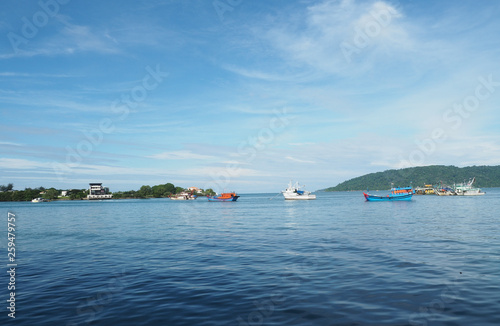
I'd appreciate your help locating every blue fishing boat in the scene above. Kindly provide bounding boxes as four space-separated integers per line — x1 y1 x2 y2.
363 186 413 201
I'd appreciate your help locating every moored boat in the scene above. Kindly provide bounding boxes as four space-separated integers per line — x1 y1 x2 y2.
454 178 485 196
363 186 413 201
434 187 456 196
282 181 316 200
414 185 435 195
31 197 49 203
208 192 239 202
170 192 197 200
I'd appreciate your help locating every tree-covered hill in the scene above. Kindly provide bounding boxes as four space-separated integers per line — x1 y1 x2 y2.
323 165 500 191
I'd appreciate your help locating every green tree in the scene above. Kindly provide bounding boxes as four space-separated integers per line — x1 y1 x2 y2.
43 188 59 200
23 188 40 201
137 185 152 198
112 192 123 199
11 191 24 201
152 184 167 197
69 189 86 200
0 191 11 201
164 183 175 194
204 188 216 196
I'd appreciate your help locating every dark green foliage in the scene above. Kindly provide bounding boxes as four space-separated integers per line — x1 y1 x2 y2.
324 165 500 191
23 188 42 201
204 188 216 196
114 182 186 199
0 186 47 201
137 185 153 198
43 188 59 200
0 183 14 192
69 189 86 200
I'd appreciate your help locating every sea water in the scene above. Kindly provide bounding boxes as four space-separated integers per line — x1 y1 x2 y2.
1 190 499 325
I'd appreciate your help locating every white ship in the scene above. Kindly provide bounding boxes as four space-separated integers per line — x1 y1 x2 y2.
282 181 316 200
454 177 485 196
31 197 49 202
170 192 197 200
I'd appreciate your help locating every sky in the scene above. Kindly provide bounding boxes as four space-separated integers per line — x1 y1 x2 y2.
1 0 500 193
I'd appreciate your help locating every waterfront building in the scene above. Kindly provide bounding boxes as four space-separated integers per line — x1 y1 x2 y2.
87 183 113 200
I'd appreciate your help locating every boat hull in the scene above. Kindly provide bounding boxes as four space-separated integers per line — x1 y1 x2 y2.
458 191 485 196
435 190 455 196
282 181 316 200
31 197 49 203
363 193 413 201
208 196 239 202
283 193 316 200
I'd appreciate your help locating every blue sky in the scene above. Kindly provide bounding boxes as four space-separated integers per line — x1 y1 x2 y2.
1 0 500 193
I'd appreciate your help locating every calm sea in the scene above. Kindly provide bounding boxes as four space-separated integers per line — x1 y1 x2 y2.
1 190 500 325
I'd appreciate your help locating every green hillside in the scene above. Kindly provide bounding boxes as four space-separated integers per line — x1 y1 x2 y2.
324 165 500 191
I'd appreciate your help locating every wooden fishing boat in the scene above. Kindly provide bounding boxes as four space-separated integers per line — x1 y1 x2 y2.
363 186 413 201
207 192 239 202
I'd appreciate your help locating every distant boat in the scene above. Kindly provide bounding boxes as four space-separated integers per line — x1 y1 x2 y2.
363 186 413 201
208 192 239 202
434 186 456 196
31 197 49 203
454 177 485 196
414 185 435 195
282 181 316 200
170 192 197 200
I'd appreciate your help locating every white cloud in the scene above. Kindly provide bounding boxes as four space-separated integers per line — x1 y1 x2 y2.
285 156 316 164
0 141 23 146
258 0 408 74
0 158 48 170
148 150 216 160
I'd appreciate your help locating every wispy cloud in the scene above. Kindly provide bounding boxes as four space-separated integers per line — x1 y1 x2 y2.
1 16 120 59
0 158 49 170
285 156 316 164
0 72 78 78
255 0 408 75
148 150 217 160
0 141 23 146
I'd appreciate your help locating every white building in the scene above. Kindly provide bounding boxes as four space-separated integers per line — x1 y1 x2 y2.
87 183 113 200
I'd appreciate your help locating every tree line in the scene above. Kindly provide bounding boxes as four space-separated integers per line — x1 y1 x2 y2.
0 185 87 202
0 182 216 201
112 183 215 199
